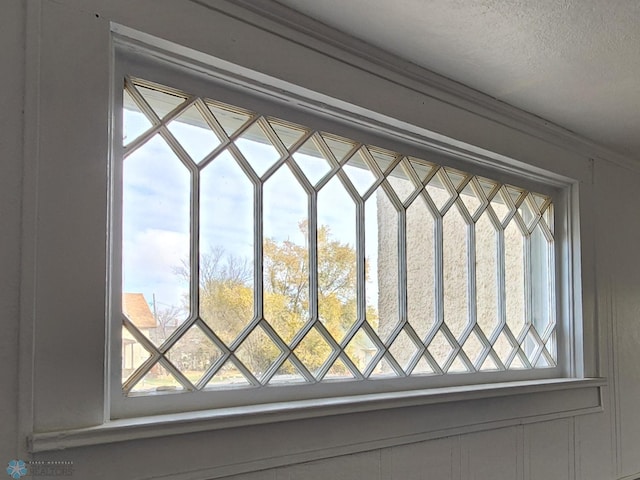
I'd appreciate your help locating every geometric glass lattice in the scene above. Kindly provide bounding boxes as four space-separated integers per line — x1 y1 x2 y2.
119 77 557 395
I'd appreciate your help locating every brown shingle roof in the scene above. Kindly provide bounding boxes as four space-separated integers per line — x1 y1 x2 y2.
123 293 157 329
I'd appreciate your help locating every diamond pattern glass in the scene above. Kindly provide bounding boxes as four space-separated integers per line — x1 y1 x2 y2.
426 169 454 213
510 354 526 370
523 329 542 365
120 78 558 395
389 329 420 373
505 185 525 207
324 357 355 380
293 327 333 378
480 354 499 371
387 160 417 204
136 84 185 119
460 180 483 219
448 355 469 373
461 330 485 367
427 330 455 370
371 356 398 377
269 359 307 384
493 331 514 367
166 324 221 385
518 194 537 229
168 105 220 163
412 355 435 375
477 177 498 201
235 324 283 382
130 362 184 394
490 187 513 225
207 101 252 138
269 119 306 150
368 146 396 174
444 168 467 191
345 327 379 374
407 157 435 184
321 134 355 163
235 122 281 177
121 323 152 384
206 359 250 388
293 137 332 186
343 148 377 197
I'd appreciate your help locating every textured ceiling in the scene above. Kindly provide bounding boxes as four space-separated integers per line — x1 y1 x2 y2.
276 0 640 160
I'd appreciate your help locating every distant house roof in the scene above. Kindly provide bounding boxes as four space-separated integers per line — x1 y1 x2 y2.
123 293 157 329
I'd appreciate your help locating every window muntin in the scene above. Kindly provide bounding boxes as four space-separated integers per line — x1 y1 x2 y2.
118 77 557 397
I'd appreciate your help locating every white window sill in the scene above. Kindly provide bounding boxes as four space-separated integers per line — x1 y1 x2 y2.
29 378 604 454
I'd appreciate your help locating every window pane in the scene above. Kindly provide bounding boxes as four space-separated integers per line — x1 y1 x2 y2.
168 105 220 163
476 212 499 338
505 220 526 339
317 176 357 343
293 137 332 186
443 202 470 341
122 134 191 349
406 194 436 340
263 164 309 344
235 122 281 177
369 188 400 342
166 324 221 386
123 89 151 145
200 151 255 345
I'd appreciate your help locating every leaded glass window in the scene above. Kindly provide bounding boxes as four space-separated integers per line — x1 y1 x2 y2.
119 77 556 395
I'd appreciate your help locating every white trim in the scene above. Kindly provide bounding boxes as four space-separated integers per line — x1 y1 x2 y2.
109 34 582 419
30 377 603 453
103 15 118 427
18 0 42 459
610 270 623 477
112 25 579 189
570 416 577 480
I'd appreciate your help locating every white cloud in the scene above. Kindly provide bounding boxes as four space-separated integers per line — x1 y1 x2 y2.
123 229 190 308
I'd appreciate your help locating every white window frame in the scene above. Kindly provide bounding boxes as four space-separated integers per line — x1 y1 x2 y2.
23 8 602 473
110 32 580 421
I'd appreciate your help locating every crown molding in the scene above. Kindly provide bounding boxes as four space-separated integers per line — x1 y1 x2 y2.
190 0 640 173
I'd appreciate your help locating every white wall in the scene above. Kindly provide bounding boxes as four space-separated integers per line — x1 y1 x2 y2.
0 0 24 462
594 161 640 480
1 0 638 479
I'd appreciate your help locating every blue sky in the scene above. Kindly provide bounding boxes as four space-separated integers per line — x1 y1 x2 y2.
122 109 379 312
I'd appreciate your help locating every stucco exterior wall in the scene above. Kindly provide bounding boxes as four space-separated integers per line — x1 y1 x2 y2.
376 175 542 369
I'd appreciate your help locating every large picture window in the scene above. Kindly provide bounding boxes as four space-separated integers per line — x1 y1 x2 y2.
117 75 557 401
